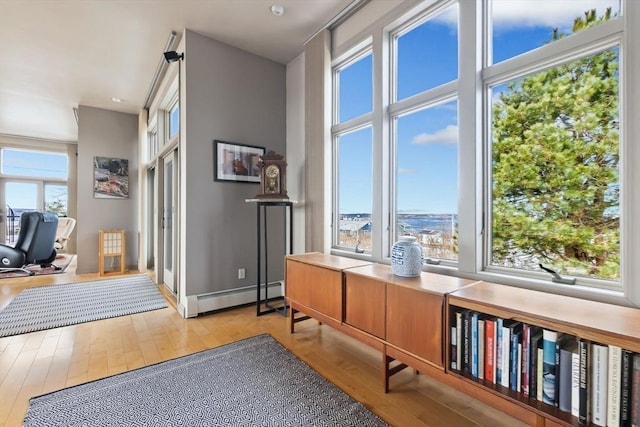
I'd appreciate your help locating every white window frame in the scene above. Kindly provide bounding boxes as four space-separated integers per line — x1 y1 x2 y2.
329 0 640 307
167 97 179 143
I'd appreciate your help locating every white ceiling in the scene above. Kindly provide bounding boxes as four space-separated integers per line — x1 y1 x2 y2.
0 0 355 143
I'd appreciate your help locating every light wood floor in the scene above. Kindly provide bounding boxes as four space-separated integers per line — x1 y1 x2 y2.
0 259 527 427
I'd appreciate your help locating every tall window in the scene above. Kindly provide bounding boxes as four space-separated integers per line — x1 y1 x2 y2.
391 3 459 263
330 0 637 302
168 100 179 140
333 51 373 252
487 4 621 284
1 147 69 244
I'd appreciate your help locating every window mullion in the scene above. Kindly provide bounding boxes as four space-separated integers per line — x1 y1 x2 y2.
457 0 483 274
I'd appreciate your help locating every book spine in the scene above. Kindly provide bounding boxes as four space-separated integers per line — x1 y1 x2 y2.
450 322 457 370
456 311 462 373
463 311 471 373
478 319 485 381
571 350 580 418
485 319 495 384
530 329 542 401
591 343 609 426
579 339 590 425
496 318 503 385
620 349 632 427
510 331 519 391
471 312 479 378
501 324 511 388
542 329 558 405
522 324 530 397
630 353 639 427
554 334 564 407
559 347 573 412
517 343 522 392
607 345 621 427
537 347 544 401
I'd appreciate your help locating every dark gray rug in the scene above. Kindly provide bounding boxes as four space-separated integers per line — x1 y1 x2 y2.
23 334 388 426
0 275 167 337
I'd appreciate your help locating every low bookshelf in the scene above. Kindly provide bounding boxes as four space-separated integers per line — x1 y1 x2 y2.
447 281 640 427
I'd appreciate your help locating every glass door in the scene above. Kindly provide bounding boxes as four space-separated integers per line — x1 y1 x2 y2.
162 151 176 293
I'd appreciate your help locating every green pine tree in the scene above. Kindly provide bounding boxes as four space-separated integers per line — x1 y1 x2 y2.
491 9 619 279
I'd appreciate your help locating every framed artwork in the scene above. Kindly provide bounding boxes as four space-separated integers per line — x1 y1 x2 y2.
94 156 129 199
213 140 264 183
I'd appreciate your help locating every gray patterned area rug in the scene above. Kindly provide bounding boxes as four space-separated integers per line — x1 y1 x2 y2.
0 275 167 337
24 334 388 426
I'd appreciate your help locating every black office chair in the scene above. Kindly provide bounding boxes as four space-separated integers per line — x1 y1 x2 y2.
0 211 59 276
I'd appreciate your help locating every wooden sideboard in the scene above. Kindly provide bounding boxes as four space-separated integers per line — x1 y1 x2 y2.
285 252 640 427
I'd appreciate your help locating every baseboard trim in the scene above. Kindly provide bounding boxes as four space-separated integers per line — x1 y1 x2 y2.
195 281 283 314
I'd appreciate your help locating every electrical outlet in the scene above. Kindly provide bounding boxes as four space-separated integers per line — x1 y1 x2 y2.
238 268 245 279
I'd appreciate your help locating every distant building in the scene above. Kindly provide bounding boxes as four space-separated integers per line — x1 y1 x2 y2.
339 219 372 233
419 229 442 245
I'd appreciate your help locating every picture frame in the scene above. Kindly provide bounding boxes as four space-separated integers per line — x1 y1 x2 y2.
213 140 264 183
94 156 129 199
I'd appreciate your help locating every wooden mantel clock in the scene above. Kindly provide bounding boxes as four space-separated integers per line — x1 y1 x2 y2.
256 150 288 199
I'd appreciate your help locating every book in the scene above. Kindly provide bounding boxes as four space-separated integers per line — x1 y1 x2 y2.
578 339 590 425
455 311 463 372
509 322 523 391
484 318 496 384
478 319 485 380
496 318 504 385
558 336 576 413
521 324 531 397
620 349 633 427
591 343 609 426
542 329 558 405
471 311 479 377
517 342 522 392
571 345 580 418
501 319 518 388
631 353 640 427
607 345 621 426
462 310 472 373
450 322 457 370
529 327 543 401
537 347 544 401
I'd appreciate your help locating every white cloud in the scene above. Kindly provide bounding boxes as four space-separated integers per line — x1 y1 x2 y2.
412 124 458 145
492 0 620 30
433 0 619 30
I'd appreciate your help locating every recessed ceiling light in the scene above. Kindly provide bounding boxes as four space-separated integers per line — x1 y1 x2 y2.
111 97 123 103
270 4 284 16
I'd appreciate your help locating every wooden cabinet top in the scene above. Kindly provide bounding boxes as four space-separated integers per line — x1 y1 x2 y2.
286 252 373 272
344 263 478 296
449 281 640 351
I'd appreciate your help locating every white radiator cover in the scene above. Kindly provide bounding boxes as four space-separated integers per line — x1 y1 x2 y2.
194 281 284 314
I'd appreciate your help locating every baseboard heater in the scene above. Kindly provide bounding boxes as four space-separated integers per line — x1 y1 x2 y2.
195 281 283 314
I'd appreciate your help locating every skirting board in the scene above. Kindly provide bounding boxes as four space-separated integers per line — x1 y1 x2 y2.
182 281 284 317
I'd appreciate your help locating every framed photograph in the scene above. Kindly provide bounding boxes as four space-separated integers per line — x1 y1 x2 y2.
94 156 129 199
214 140 264 183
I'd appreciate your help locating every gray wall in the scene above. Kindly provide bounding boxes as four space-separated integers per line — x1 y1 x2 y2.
76 105 139 274
181 30 286 297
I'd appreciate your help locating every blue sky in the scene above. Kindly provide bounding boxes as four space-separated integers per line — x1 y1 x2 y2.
337 0 620 215
2 1 620 215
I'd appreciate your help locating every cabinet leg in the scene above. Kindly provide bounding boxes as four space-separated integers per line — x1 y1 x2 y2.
289 307 296 333
383 353 409 393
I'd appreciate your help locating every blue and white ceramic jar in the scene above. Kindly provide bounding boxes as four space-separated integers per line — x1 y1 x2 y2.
391 236 423 277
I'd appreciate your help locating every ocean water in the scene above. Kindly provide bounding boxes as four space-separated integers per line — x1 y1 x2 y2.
341 213 458 234
398 214 458 234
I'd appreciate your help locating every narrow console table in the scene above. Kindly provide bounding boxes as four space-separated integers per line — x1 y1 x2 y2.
247 199 294 316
